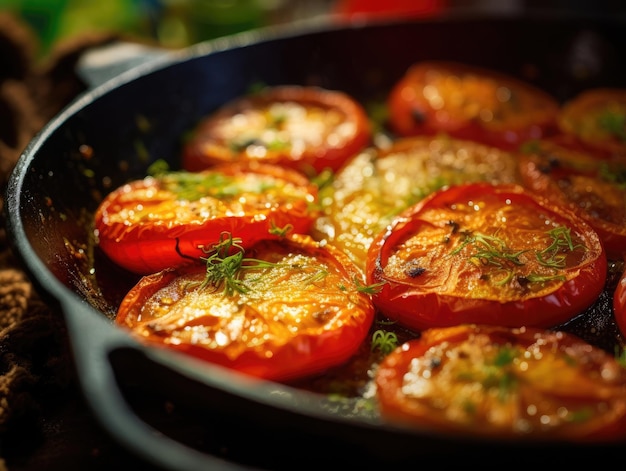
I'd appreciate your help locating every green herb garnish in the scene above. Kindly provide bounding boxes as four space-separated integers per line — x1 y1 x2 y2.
199 232 280 296
450 225 581 287
159 171 276 201
598 109 626 141
371 329 399 355
354 276 386 295
268 222 293 237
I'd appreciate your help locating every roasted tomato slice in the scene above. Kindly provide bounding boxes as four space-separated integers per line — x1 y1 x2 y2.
557 88 626 158
115 233 375 382
375 324 626 442
94 161 319 275
181 85 372 176
366 182 607 330
387 61 559 150
519 138 626 260
312 135 521 272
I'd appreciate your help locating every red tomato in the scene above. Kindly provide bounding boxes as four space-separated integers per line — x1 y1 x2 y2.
334 0 446 19
366 182 607 330
181 85 372 176
95 161 319 275
115 233 375 382
387 61 559 150
558 88 626 158
518 138 626 260
614 266 626 339
312 135 521 273
375 324 626 441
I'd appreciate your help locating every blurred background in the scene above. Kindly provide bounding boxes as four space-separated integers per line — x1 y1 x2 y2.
1 0 623 60
0 0 420 57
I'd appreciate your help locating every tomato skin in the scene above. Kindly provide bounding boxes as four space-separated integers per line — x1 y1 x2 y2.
115 233 375 382
182 85 372 176
614 266 626 339
366 182 607 330
387 61 559 150
518 138 626 260
375 324 626 441
95 162 319 275
558 88 626 158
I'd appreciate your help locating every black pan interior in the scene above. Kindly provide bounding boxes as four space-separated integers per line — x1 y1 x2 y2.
6 13 626 469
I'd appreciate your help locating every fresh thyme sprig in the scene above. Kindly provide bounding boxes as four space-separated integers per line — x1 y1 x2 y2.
354 276 387 295
268 222 293 237
451 231 526 269
301 269 330 286
165 172 275 201
535 226 581 269
197 232 357 296
198 232 280 296
336 276 386 294
371 329 399 355
449 225 580 286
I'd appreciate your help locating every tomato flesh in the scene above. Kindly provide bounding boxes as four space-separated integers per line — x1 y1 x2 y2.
375 324 626 441
115 234 375 382
366 182 607 330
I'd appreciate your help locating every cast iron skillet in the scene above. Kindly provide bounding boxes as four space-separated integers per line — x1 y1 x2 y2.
5 11 626 470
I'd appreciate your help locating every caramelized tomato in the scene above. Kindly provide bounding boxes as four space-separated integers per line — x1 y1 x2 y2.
519 138 626 260
366 182 607 330
313 136 521 272
182 85 372 176
95 162 318 274
375 324 626 441
387 61 559 150
115 233 375 382
558 88 626 158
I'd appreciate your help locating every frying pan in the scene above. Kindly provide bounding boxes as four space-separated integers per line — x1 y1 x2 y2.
5 10 626 470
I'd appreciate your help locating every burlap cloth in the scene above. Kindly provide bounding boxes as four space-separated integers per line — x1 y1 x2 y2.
0 13 161 469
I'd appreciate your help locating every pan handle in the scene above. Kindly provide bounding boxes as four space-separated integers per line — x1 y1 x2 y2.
60 297 258 471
